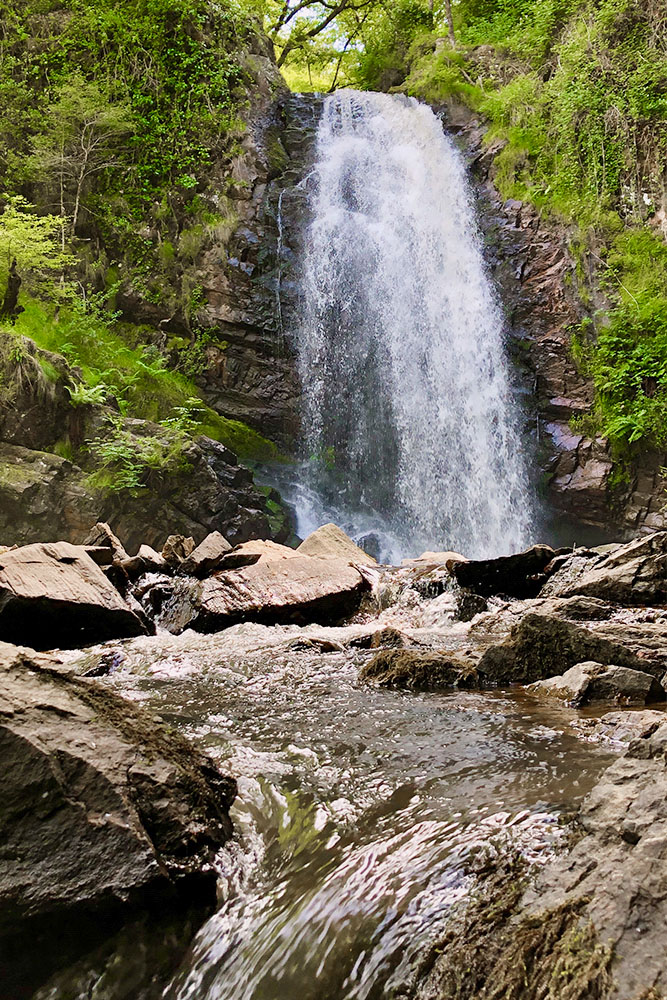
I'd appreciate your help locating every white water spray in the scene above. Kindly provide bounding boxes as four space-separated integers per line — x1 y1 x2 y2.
294 90 534 559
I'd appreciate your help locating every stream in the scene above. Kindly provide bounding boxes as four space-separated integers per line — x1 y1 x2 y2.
52 619 617 1000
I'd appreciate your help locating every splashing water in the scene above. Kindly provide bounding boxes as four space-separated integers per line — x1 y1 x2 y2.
294 90 534 560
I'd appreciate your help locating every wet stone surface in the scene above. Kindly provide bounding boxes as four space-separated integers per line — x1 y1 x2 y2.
52 620 624 1000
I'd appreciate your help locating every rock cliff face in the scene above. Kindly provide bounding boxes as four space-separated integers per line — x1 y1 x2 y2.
201 86 666 540
161 77 321 448
0 338 290 551
447 110 667 538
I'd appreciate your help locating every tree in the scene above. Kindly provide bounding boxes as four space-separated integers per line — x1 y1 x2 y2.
30 78 134 247
265 0 377 67
0 196 73 320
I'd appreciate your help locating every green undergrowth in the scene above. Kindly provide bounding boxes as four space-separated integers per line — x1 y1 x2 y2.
0 0 267 328
1 295 280 464
400 0 667 459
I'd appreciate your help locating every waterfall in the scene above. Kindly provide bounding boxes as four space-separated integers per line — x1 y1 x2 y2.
293 89 534 561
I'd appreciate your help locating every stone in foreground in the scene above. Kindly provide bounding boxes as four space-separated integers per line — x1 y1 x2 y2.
360 648 479 690
477 613 657 685
297 523 377 565
414 721 667 999
0 542 148 649
0 642 236 996
529 659 665 706
192 555 369 630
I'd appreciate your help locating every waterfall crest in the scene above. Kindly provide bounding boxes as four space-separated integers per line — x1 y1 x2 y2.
295 89 534 560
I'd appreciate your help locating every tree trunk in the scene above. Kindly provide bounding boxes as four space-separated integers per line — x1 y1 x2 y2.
444 0 455 45
0 260 22 323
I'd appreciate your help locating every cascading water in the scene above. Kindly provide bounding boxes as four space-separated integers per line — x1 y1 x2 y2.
294 90 534 560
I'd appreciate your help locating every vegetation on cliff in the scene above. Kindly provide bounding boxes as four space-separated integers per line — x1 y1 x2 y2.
395 0 667 461
279 0 667 465
0 0 281 478
4 0 667 477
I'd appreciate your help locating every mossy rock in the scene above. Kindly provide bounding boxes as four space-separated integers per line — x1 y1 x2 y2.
360 648 479 691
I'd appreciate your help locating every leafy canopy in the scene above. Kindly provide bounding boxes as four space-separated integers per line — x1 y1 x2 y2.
0 196 73 289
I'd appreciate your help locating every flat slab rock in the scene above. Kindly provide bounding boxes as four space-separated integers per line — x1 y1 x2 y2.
0 541 148 649
192 555 369 630
0 642 236 996
543 531 667 605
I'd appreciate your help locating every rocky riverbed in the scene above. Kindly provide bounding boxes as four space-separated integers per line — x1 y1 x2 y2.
2 524 666 998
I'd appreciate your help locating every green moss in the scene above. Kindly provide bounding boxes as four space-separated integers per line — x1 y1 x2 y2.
51 437 75 462
0 460 40 487
196 413 281 461
37 357 60 383
265 132 289 176
417 858 613 1000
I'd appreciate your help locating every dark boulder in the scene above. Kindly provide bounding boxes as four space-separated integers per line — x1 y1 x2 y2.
370 626 410 648
451 544 557 598
0 642 236 997
477 613 657 685
0 542 148 649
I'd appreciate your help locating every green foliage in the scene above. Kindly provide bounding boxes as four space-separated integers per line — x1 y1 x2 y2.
398 0 667 461
0 196 73 290
0 0 256 311
354 0 435 91
4 291 281 461
29 78 134 237
66 382 108 407
87 415 192 494
576 299 667 452
1 0 252 204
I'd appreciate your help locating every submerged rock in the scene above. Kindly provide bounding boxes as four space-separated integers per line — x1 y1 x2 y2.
477 613 657 685
0 642 236 997
360 648 479 691
0 542 148 649
414 720 667 999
